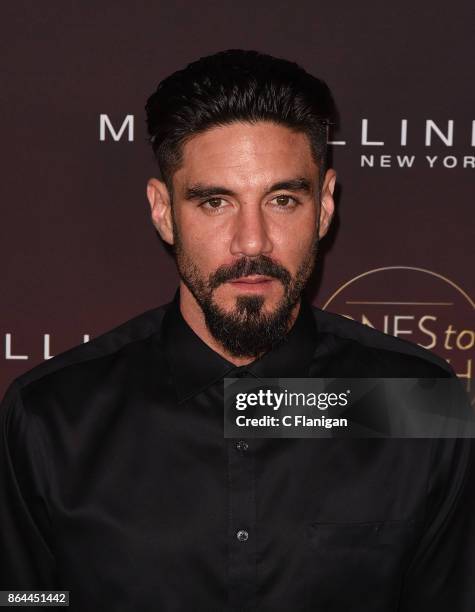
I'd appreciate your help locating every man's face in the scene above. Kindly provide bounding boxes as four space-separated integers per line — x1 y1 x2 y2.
148 121 335 358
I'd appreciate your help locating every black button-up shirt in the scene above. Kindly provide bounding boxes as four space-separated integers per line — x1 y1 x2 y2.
1 291 474 611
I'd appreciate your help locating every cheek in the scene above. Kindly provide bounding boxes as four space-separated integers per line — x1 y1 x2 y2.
273 219 318 271
176 215 229 271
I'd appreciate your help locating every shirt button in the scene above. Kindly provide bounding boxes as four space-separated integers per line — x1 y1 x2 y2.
236 440 249 452
236 529 249 542
235 370 249 378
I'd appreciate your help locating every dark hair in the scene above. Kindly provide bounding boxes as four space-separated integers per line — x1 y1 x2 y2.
145 49 336 190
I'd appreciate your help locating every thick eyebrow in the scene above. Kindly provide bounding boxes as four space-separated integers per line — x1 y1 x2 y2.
268 178 313 195
183 177 313 201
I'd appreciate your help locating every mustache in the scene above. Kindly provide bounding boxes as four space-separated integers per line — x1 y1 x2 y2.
208 256 292 289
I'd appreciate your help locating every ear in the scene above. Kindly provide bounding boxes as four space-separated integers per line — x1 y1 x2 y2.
146 178 174 245
318 169 336 239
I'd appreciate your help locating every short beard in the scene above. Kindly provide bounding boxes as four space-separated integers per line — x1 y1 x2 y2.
172 216 318 359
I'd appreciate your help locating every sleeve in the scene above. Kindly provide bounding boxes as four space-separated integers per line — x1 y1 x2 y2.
0 381 57 588
399 434 475 609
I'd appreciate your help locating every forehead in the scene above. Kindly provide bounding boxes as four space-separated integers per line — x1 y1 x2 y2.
173 121 318 193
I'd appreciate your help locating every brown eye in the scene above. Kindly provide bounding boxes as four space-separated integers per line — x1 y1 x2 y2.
205 198 223 208
200 198 230 214
272 195 298 208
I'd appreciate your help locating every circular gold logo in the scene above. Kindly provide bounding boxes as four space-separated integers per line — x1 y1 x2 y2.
323 266 474 407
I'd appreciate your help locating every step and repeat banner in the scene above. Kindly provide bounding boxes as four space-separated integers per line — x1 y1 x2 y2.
1 2 473 402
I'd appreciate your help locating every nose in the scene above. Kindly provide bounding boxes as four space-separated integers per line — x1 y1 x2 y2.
229 203 273 257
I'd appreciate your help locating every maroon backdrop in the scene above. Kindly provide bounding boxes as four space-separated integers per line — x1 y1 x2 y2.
1 1 473 404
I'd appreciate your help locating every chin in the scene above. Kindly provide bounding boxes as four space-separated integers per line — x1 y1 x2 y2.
220 287 282 309
230 294 275 311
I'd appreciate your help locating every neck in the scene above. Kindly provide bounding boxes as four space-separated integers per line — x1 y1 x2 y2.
178 282 301 366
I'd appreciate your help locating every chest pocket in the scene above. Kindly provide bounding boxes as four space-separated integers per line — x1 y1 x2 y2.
305 520 420 610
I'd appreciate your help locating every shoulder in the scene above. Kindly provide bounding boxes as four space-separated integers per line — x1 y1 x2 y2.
310 305 454 377
7 302 171 402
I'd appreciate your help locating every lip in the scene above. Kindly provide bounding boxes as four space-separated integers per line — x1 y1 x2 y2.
230 276 273 284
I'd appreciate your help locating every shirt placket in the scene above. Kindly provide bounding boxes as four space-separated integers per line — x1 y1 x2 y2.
227 433 257 610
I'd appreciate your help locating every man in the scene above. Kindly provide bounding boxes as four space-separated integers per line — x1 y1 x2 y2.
1 49 474 611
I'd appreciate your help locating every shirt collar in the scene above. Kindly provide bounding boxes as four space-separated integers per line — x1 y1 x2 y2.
162 289 319 403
